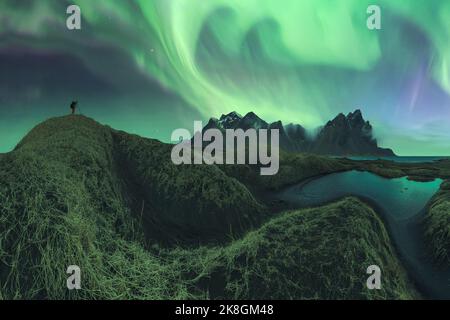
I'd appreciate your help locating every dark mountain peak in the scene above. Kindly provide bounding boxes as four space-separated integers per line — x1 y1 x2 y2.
326 109 367 129
218 111 242 128
239 111 268 130
313 109 394 156
242 111 263 122
202 109 395 156
320 109 370 137
326 113 346 128
334 113 347 122
347 109 366 128
284 123 307 140
269 120 284 130
219 111 242 121
244 111 258 118
348 109 362 118
203 117 221 131
285 123 303 129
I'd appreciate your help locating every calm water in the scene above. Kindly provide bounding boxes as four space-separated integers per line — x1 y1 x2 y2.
276 171 449 299
278 171 442 220
339 156 449 163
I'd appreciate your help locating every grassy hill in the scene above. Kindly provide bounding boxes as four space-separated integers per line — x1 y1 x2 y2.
0 115 418 299
10 115 266 245
424 180 450 266
192 198 417 299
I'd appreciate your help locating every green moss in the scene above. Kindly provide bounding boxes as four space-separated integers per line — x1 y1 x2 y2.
0 115 266 298
0 116 181 299
192 198 417 299
423 181 450 267
0 115 418 299
114 131 266 244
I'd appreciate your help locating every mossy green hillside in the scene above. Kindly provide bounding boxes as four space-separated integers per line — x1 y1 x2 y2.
192 197 417 300
423 180 450 266
0 115 418 299
114 131 265 243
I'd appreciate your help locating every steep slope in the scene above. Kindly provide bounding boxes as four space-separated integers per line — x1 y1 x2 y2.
16 116 266 244
424 179 450 266
195 198 418 299
0 116 154 298
0 115 417 299
312 110 394 156
113 131 265 243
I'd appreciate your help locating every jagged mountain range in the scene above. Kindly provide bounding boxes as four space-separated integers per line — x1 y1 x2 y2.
203 110 395 156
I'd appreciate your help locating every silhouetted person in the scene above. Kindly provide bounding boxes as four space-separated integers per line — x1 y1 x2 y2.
70 101 78 115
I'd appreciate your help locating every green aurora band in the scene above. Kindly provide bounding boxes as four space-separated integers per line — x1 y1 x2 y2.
0 0 449 155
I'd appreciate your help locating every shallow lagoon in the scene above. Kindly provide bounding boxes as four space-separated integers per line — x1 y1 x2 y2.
276 171 449 299
277 170 442 220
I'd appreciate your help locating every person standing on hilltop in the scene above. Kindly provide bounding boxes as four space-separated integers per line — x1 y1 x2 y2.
70 101 78 115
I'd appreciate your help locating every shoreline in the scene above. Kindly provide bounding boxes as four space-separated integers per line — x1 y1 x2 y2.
272 174 449 299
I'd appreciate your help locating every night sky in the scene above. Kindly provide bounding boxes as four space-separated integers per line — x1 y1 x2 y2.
0 0 449 155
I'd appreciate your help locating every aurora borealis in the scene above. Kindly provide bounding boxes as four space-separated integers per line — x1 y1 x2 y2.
0 0 449 155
